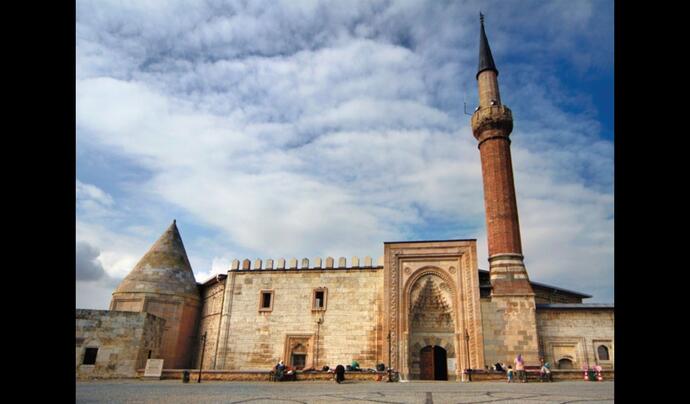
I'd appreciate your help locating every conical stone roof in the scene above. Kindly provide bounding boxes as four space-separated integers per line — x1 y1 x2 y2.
114 220 200 300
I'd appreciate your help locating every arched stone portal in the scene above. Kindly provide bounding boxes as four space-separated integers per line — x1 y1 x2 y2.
383 241 485 382
408 273 457 380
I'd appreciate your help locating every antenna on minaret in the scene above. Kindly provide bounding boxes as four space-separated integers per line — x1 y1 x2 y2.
462 84 475 116
463 93 473 116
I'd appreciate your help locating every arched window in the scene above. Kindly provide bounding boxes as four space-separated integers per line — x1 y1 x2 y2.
558 358 573 369
597 345 610 361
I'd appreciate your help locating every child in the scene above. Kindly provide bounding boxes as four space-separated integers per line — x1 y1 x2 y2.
507 365 514 383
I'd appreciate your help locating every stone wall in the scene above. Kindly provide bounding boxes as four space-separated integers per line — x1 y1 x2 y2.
76 309 165 379
480 296 540 366
536 308 614 370
111 293 200 369
139 369 386 382
195 279 226 369
206 268 384 371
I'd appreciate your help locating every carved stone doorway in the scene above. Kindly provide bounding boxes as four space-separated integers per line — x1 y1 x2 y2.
420 345 448 380
383 241 485 381
284 334 314 370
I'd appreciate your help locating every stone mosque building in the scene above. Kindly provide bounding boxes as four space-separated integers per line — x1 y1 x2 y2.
76 17 614 381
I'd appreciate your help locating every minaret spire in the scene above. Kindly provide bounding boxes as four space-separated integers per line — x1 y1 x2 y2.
477 12 498 80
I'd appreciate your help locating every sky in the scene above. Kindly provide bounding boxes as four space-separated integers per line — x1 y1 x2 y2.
76 0 614 309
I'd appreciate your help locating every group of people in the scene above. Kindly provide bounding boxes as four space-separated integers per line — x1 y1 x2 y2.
494 355 552 383
276 355 553 383
273 361 295 381
274 360 360 383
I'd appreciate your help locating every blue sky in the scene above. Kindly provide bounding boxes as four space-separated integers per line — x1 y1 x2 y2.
76 0 614 309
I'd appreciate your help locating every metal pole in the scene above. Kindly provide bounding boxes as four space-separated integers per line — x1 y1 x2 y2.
315 316 322 369
198 332 207 383
465 329 471 381
387 331 392 382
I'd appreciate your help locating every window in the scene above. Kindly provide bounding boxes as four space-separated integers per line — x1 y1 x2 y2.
83 347 98 365
312 288 327 311
557 358 573 369
291 353 306 369
597 345 609 361
259 290 274 312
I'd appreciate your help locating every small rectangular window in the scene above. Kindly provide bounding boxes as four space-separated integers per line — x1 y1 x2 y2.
262 292 271 308
312 288 327 311
259 290 274 312
83 347 98 365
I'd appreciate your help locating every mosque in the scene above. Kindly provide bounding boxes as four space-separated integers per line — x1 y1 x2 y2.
76 16 614 381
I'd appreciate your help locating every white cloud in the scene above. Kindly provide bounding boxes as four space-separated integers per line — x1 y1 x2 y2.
76 0 614 307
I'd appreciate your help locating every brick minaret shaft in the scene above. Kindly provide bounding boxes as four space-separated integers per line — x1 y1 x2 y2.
471 15 534 297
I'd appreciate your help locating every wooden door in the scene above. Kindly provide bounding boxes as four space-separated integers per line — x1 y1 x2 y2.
420 346 434 380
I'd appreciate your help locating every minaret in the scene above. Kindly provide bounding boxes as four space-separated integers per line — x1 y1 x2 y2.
110 220 201 369
470 14 539 363
471 13 533 297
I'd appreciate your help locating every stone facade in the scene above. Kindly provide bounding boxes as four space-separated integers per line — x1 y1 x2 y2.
383 240 484 381
76 309 165 379
194 275 227 369
187 244 612 380
480 297 540 366
78 236 614 381
196 267 384 372
536 307 614 370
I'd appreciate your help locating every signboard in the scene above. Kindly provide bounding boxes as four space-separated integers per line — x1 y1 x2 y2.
447 358 456 372
144 359 164 379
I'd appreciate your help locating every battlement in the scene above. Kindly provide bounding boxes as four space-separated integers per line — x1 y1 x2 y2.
229 256 385 271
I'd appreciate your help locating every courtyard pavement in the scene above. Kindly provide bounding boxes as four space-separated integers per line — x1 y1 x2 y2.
76 379 614 403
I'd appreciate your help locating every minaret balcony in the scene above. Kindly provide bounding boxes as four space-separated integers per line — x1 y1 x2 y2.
471 105 513 139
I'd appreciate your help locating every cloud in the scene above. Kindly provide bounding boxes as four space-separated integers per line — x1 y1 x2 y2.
76 241 109 281
76 180 117 219
76 0 614 308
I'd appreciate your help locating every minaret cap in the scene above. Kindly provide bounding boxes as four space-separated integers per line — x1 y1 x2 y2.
477 12 498 80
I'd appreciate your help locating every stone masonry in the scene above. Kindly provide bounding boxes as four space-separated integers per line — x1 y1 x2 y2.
200 266 384 371
110 220 201 369
536 307 614 370
76 309 165 379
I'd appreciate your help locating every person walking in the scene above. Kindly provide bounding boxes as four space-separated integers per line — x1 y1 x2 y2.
506 365 514 383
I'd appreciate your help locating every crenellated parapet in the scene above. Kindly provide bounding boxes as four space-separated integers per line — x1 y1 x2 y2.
229 255 383 271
